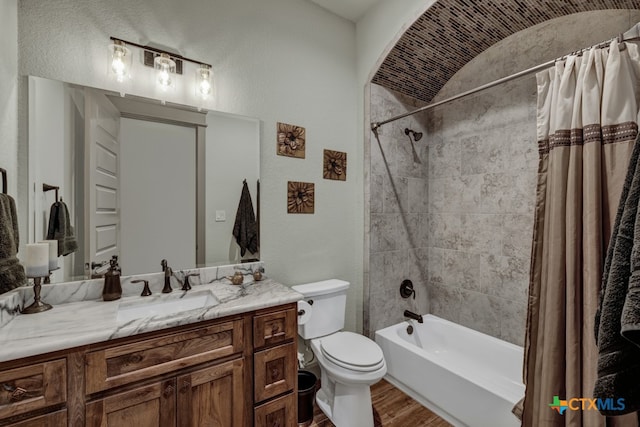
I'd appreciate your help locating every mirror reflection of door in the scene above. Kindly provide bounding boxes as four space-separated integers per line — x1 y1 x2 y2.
120 118 196 275
84 89 121 274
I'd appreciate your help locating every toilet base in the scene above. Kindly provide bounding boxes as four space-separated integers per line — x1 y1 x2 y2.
316 383 374 427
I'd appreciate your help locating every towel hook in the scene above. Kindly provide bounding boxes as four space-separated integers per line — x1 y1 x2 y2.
0 168 6 195
43 183 60 202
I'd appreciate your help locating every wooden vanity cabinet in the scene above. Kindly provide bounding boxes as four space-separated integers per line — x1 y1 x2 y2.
0 302 297 427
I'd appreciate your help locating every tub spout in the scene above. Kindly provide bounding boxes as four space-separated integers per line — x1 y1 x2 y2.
404 310 423 323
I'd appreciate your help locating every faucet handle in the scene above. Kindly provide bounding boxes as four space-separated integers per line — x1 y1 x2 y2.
182 273 200 291
132 279 152 297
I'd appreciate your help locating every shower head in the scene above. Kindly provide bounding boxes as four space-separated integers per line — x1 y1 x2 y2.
404 128 423 142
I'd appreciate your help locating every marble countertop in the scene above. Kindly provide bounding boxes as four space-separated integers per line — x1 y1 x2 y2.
0 274 302 363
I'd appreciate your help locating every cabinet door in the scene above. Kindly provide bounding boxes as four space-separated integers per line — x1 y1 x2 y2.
177 359 244 427
85 379 176 427
254 393 296 427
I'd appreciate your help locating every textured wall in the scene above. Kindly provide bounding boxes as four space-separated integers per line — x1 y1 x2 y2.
367 10 640 344
15 0 362 332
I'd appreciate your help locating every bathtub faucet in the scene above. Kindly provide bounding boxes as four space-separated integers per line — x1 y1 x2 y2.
404 310 423 323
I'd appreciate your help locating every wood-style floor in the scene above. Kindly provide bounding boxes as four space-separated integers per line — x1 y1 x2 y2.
307 379 452 427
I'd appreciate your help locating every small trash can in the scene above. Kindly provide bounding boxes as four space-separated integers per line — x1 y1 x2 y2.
297 370 317 427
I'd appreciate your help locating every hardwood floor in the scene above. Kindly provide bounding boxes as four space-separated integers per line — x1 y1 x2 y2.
307 379 451 427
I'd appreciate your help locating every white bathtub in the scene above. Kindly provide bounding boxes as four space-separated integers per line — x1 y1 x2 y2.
375 314 524 427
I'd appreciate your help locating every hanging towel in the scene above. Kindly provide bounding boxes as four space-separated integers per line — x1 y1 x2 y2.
0 194 26 293
594 132 640 415
232 181 258 257
46 201 78 257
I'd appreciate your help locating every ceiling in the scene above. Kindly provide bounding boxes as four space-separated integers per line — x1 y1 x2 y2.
372 0 640 103
309 0 381 22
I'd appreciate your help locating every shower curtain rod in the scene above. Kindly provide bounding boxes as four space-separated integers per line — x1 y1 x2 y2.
370 23 640 134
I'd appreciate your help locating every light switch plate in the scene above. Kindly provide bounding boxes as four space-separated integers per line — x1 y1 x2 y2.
215 210 226 222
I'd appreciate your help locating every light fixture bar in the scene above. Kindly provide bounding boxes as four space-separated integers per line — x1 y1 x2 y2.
109 36 212 68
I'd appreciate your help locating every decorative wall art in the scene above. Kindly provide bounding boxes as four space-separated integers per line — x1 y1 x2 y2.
323 149 347 181
287 181 314 214
277 122 306 158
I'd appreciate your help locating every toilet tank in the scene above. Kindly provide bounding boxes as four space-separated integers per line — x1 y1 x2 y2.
292 279 349 339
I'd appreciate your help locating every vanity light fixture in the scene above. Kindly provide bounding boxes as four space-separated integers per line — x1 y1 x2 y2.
107 39 132 83
108 37 213 100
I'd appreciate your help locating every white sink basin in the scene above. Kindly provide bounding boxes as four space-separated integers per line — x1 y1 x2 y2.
116 290 220 324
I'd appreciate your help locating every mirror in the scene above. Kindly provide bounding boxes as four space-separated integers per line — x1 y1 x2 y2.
28 76 260 283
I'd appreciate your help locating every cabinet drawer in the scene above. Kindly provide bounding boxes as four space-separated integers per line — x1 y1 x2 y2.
254 392 296 427
0 359 66 420
254 343 296 403
253 308 296 349
7 409 67 427
86 319 244 394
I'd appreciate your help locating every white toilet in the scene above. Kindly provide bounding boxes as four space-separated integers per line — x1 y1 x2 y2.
292 279 386 427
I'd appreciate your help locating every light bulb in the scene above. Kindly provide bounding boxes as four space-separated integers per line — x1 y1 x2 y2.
107 40 131 84
154 53 176 91
196 65 213 100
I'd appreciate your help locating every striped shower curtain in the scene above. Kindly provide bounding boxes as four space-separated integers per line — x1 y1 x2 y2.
522 40 640 426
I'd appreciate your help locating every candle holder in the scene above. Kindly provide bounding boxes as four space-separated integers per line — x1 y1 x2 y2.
21 277 53 314
43 267 60 284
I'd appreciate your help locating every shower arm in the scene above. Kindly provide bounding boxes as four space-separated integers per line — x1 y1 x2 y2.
371 23 640 133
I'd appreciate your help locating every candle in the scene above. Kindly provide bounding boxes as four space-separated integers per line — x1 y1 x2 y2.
25 243 49 278
40 240 59 270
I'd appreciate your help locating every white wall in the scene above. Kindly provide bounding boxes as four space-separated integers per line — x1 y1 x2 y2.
16 0 361 331
205 112 260 264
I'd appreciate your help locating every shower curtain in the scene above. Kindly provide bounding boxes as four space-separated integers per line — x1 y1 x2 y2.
522 40 640 427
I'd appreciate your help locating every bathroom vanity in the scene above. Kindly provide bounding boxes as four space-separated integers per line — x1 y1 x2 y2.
0 264 301 426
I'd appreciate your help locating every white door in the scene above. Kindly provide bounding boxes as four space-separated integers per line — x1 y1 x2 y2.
119 118 196 275
84 89 121 271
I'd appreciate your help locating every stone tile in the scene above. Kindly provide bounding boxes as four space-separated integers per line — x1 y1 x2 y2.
480 173 511 213
460 174 482 213
428 178 445 214
383 175 409 214
408 247 429 285
443 176 463 213
461 134 504 175
428 283 462 324
509 171 537 214
370 173 384 214
397 132 425 178
480 254 529 303
458 214 502 255
408 178 428 213
398 213 424 250
427 247 444 285
371 132 397 178
502 214 534 258
428 138 460 179
499 299 527 346
508 126 538 172
458 289 501 338
371 214 399 252
428 213 461 250
443 250 482 292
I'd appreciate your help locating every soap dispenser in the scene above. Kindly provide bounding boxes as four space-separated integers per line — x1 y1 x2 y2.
102 255 122 301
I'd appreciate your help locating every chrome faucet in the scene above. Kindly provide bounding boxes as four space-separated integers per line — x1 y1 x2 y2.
404 309 423 323
161 259 173 293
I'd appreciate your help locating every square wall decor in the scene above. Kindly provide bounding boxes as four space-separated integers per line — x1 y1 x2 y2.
323 149 347 181
277 122 306 158
287 181 314 214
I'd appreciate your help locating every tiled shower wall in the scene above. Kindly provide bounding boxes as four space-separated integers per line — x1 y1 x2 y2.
366 10 640 345
366 85 429 335
367 81 535 344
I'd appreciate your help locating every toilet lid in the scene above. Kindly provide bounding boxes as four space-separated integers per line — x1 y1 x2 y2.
320 332 384 372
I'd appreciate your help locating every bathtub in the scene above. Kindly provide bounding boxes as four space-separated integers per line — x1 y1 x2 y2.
375 314 524 427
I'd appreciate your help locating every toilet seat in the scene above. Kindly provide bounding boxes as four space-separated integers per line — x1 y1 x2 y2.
320 331 385 372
